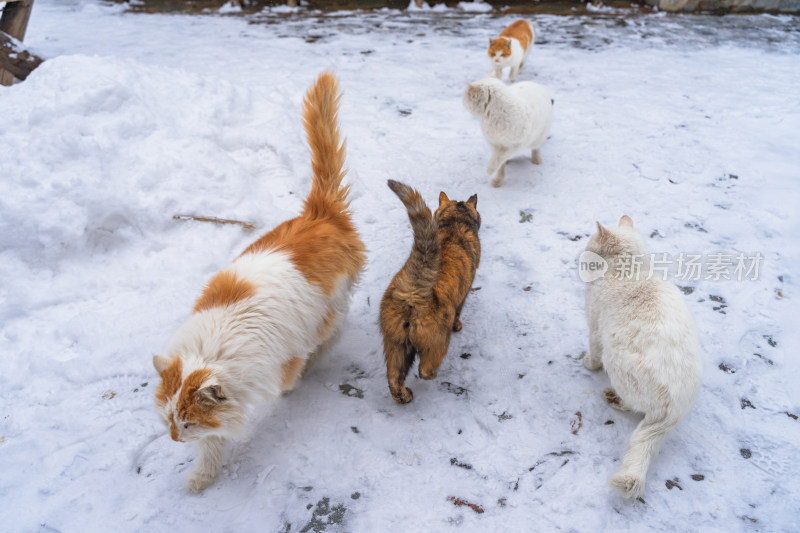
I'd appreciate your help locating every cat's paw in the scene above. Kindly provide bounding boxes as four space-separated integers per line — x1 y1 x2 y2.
390 386 413 404
186 471 217 493
608 472 644 499
603 388 631 411
452 319 463 332
583 356 602 371
418 367 438 380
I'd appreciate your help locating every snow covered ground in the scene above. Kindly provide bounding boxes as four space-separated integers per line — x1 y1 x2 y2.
1 2 799 531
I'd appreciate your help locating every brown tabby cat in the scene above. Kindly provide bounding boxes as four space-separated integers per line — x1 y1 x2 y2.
380 180 481 404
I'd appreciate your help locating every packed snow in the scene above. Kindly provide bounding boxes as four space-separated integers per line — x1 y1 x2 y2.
1 2 799 531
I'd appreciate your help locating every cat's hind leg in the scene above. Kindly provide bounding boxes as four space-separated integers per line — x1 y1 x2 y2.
385 338 415 404
417 329 451 381
453 302 465 332
531 148 542 165
186 436 227 493
603 388 632 411
608 414 677 499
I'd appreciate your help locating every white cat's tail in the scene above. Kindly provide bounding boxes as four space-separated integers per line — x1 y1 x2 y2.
301 71 350 220
609 415 679 499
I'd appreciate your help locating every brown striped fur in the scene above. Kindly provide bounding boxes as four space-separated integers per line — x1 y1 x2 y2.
380 181 481 404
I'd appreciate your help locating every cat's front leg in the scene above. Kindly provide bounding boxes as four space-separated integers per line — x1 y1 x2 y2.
531 148 542 165
490 163 507 188
509 65 519 82
186 435 227 493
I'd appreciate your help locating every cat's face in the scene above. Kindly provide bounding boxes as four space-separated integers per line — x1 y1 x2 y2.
435 192 481 232
153 355 228 443
488 38 512 65
586 215 647 259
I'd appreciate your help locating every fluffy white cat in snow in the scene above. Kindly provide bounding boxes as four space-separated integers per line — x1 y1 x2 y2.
462 77 552 187
583 215 703 499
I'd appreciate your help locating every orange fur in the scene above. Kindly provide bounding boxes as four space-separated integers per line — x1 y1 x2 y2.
155 356 183 406
176 368 222 432
192 271 257 313
241 72 366 296
242 216 365 297
280 357 306 391
301 71 350 221
488 38 512 58
501 20 533 50
318 308 338 340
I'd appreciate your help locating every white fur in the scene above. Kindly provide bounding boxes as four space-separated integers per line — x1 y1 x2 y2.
156 250 357 492
462 77 552 187
583 216 703 499
489 35 531 82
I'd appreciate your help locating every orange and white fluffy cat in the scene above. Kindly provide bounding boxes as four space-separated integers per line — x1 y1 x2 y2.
152 72 366 493
488 20 535 82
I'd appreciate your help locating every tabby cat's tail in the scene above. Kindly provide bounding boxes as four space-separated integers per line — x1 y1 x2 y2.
387 180 440 296
302 72 350 220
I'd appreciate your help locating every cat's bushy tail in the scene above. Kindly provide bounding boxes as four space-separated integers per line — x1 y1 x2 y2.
609 415 679 499
302 72 350 220
387 180 440 296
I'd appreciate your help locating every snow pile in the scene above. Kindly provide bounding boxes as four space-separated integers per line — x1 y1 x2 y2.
457 1 494 12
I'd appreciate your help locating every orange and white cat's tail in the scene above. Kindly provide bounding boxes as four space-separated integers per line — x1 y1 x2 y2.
302 71 350 220
387 180 440 296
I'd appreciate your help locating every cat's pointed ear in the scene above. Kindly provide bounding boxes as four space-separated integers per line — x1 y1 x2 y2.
195 384 226 407
153 355 172 375
439 191 450 205
489 38 494 46
596 221 610 241
505 40 511 49
467 194 478 208
619 215 634 228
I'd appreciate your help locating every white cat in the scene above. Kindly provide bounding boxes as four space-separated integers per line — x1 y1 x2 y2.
583 215 703 499
462 77 552 187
